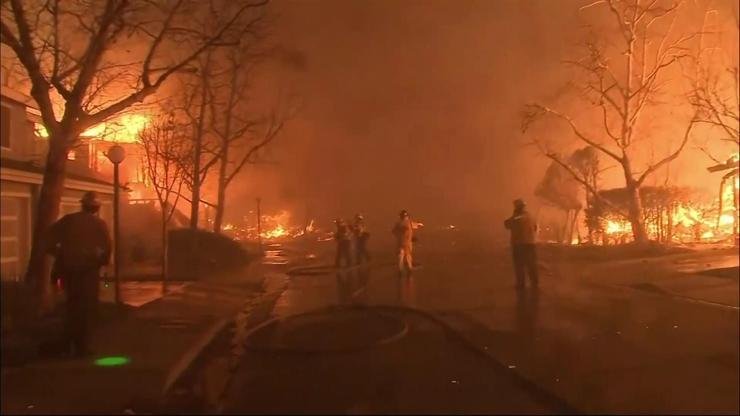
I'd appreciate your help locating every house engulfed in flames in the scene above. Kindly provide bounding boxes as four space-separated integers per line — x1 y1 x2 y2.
34 114 154 202
596 153 739 245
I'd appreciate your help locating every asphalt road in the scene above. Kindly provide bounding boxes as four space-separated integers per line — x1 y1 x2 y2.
218 230 739 414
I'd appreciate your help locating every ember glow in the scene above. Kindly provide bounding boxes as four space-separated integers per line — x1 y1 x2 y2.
263 224 289 239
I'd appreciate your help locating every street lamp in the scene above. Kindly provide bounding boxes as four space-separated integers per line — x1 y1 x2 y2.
106 144 126 305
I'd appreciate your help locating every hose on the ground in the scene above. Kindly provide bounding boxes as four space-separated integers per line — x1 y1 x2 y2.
241 305 410 354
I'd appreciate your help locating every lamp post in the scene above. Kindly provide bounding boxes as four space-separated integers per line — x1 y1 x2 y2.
106 144 126 305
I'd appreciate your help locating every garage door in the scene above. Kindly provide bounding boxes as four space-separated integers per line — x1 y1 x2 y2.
1 196 21 281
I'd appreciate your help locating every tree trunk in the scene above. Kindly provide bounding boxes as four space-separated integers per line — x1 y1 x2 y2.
570 208 581 245
213 144 229 233
190 59 211 230
584 187 593 244
626 182 649 244
560 209 571 244
25 135 71 315
667 203 674 243
734 174 739 246
190 138 202 230
161 207 168 294
621 158 648 244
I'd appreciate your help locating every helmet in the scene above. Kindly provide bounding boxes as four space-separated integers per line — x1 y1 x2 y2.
513 199 526 209
355 214 364 221
400 210 409 218
80 191 101 208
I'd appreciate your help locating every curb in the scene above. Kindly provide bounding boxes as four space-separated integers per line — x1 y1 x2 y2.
161 317 230 397
158 273 289 403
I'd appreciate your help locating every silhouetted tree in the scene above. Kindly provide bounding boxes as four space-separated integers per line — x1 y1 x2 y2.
1 0 270 313
139 114 190 291
535 161 582 244
523 0 701 244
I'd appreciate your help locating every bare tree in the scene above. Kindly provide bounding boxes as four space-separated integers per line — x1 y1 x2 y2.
522 0 701 244
208 41 297 233
176 51 221 230
692 4 739 161
693 65 739 159
211 99 295 233
690 4 739 241
568 146 604 242
139 114 189 292
535 161 583 244
0 0 269 312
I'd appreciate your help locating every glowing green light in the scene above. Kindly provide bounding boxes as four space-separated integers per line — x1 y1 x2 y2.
94 356 130 367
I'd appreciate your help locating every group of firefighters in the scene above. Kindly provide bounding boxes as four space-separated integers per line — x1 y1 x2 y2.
333 214 371 268
333 209 425 276
47 193 538 358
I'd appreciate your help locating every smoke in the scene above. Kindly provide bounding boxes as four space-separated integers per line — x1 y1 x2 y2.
222 0 738 239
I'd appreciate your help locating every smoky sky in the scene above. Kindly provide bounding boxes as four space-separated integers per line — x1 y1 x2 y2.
225 0 738 234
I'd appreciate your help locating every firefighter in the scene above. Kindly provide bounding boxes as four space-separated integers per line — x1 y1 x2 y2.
47 191 112 357
334 218 353 268
504 199 539 291
352 214 371 265
392 210 415 276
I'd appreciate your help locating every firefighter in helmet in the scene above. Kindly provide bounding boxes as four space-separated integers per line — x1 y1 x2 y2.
47 191 112 357
504 199 539 291
352 214 371 265
392 210 416 276
334 218 353 268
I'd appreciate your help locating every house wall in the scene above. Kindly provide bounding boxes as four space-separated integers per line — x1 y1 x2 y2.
0 177 114 282
0 95 36 159
0 182 32 282
1 89 115 282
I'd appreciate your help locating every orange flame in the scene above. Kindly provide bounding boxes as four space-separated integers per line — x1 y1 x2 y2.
34 114 150 143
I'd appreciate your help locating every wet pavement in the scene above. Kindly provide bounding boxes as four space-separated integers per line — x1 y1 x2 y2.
219 233 739 414
223 306 571 414
98 281 188 307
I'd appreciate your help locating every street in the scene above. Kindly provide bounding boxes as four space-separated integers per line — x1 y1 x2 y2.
196 231 740 414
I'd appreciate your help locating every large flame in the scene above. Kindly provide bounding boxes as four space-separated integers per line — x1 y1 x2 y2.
34 113 150 143
602 168 737 244
606 220 631 235
263 224 288 239
221 210 319 241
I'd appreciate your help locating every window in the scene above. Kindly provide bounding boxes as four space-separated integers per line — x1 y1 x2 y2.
34 122 49 138
1 104 10 149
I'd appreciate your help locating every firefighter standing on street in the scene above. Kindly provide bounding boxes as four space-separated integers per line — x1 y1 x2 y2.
392 210 418 277
47 191 112 357
504 199 539 290
352 214 371 265
334 218 353 268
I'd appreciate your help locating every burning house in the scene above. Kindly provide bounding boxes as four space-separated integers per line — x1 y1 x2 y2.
707 153 740 245
588 162 739 246
0 87 115 282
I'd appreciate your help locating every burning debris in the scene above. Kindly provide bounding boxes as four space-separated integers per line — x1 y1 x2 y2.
222 210 322 242
593 178 738 245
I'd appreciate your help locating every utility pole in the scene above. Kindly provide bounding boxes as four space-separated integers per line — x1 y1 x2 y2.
256 197 262 252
